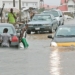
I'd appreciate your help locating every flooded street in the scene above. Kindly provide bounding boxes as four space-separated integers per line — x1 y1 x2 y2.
50 48 75 75
0 19 75 75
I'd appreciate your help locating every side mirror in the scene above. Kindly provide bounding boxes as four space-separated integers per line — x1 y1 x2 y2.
60 15 62 17
48 35 53 39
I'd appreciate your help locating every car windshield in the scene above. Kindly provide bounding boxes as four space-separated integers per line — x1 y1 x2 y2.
42 12 50 15
43 11 59 17
55 27 75 37
32 15 52 21
50 11 59 17
0 26 14 34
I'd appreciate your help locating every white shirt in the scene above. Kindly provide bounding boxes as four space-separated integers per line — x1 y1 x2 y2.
0 33 11 47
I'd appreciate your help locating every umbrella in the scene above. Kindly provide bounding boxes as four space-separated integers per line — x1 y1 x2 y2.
4 6 19 13
21 7 29 12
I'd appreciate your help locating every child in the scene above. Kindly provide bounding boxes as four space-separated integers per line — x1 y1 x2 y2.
0 28 11 47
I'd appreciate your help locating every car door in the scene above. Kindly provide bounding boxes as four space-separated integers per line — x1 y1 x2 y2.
51 14 58 30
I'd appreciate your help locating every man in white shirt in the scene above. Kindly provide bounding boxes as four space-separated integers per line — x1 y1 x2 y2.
0 28 11 47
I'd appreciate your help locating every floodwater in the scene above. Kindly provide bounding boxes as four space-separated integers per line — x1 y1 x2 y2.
0 19 75 75
21 32 75 75
28 31 75 75
50 48 75 75
0 32 75 75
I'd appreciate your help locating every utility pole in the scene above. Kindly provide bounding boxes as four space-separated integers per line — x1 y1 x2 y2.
13 0 15 7
43 0 44 9
40 0 44 9
74 3 75 18
1 3 5 23
19 0 21 22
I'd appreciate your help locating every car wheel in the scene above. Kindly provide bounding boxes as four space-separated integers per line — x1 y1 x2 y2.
62 21 64 25
15 45 19 48
27 30 31 34
49 27 54 33
59 21 61 25
55 25 58 31
35 31 38 34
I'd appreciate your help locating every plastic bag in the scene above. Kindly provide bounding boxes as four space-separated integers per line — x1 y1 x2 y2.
21 37 29 48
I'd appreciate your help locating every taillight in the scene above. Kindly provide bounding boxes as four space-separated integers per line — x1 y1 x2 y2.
11 36 19 42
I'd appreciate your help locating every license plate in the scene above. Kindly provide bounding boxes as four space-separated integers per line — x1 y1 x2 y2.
35 28 40 30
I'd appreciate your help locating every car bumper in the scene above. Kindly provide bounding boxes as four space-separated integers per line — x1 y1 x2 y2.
57 42 75 47
50 42 75 51
10 42 19 47
28 26 52 31
0 42 19 47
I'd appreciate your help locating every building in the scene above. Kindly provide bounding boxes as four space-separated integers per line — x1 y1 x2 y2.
67 0 75 13
40 4 57 9
60 0 75 12
0 0 40 9
57 4 68 11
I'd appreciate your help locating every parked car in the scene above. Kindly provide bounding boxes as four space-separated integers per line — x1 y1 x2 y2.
0 23 20 48
48 24 75 47
41 9 64 25
27 14 59 34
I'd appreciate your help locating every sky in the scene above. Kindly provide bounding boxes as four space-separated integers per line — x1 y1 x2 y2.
44 0 61 6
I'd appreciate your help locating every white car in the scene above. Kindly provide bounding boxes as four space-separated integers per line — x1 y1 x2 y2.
41 9 64 25
54 9 64 25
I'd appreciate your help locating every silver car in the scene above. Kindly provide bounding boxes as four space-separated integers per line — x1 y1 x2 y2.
27 14 59 34
0 23 20 48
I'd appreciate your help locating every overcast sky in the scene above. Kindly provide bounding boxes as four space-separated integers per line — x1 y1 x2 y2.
44 0 61 6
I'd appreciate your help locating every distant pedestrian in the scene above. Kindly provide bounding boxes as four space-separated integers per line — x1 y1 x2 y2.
19 24 28 42
0 28 11 47
7 8 17 26
19 24 29 48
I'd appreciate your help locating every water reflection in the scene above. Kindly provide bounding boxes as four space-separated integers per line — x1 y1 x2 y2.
50 49 61 75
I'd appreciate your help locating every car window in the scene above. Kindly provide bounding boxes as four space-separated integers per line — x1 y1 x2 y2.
32 15 52 21
0 26 14 34
55 27 75 37
49 11 59 17
50 14 56 20
59 11 63 16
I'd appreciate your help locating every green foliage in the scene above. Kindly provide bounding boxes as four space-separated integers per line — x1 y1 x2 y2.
38 8 45 13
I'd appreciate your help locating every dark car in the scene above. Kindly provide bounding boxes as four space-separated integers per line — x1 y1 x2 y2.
27 14 59 34
48 24 75 47
0 23 20 48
